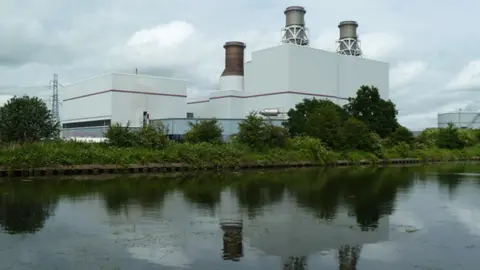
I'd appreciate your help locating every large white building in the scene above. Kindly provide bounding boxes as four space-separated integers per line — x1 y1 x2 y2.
59 6 390 139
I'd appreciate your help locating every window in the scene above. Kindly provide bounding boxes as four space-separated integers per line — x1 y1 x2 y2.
63 119 111 129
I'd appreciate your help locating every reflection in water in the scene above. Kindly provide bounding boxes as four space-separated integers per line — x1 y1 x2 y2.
338 245 361 270
0 164 480 269
220 220 243 261
0 185 57 234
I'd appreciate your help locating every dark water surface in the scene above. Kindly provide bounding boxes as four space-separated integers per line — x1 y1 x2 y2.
1 164 480 270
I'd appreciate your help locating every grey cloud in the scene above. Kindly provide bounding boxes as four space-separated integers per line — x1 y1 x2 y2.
1 0 480 129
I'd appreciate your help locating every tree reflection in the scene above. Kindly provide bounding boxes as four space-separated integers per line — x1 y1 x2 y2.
182 183 222 212
0 185 57 234
235 175 285 219
100 179 170 214
286 169 341 221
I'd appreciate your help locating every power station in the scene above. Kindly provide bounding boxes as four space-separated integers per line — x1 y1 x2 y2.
55 6 390 139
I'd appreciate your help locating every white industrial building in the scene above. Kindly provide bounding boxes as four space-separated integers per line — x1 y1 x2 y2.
58 6 390 139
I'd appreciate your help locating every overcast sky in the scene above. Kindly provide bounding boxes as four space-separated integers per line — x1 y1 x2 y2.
1 0 480 130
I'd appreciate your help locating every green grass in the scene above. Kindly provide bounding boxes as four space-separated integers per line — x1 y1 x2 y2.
0 140 478 169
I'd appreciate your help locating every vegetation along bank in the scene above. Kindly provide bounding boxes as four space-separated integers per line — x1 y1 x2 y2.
0 85 479 177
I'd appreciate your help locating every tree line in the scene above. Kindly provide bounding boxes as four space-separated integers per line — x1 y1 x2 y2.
0 86 479 154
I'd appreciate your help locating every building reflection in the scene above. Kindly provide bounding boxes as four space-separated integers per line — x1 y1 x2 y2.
220 220 243 261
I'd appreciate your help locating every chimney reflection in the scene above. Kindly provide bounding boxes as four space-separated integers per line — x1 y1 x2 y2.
220 220 243 261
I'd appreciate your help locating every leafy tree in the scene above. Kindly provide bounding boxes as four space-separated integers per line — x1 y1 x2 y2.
237 112 268 150
344 85 398 138
0 95 59 143
389 126 415 145
237 112 288 150
305 105 343 149
184 119 223 144
283 98 348 137
457 129 478 147
436 123 464 149
416 128 439 148
341 118 379 152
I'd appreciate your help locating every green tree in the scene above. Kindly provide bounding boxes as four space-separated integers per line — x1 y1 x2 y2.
305 105 343 149
283 98 348 137
389 126 415 145
341 118 379 152
0 95 59 143
436 123 464 149
184 119 223 144
237 112 267 150
237 112 288 150
344 85 398 138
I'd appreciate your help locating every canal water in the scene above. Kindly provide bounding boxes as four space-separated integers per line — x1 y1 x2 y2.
0 164 479 270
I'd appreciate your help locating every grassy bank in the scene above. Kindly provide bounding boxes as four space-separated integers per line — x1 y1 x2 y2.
0 140 479 170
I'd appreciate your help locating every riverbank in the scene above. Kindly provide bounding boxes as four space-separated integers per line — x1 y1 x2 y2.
2 158 480 178
0 141 479 177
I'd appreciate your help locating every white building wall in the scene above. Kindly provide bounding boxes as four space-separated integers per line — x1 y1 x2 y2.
61 73 187 127
337 53 389 99
61 74 115 123
63 92 113 123
438 112 480 128
186 96 210 118
244 45 290 95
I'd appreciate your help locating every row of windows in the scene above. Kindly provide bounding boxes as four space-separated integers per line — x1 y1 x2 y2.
63 119 111 129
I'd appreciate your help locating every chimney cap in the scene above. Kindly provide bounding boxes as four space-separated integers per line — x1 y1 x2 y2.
224 41 246 48
284 6 306 13
338 20 358 27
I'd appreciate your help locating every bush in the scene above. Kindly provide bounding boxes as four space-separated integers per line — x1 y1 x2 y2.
137 123 170 149
104 122 170 149
457 129 478 147
184 119 223 144
104 122 139 148
417 128 439 148
237 112 289 150
389 126 415 145
437 123 464 149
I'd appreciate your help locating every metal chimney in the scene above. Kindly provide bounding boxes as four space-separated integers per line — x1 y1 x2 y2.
219 41 246 91
281 6 309 46
336 20 362 57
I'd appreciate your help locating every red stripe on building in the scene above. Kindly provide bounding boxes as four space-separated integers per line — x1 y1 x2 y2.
187 91 348 104
63 89 187 102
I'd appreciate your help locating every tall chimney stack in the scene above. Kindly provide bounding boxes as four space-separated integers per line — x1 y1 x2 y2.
281 6 309 46
336 20 362 57
219 41 246 91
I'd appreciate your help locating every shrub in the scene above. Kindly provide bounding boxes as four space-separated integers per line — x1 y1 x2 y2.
104 122 139 147
184 119 223 144
457 129 478 147
437 123 464 149
389 126 415 145
288 136 330 163
417 128 439 148
137 123 170 149
237 112 289 150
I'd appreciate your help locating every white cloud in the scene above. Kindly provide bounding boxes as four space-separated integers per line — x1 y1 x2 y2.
445 60 480 90
390 61 427 89
361 33 404 61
